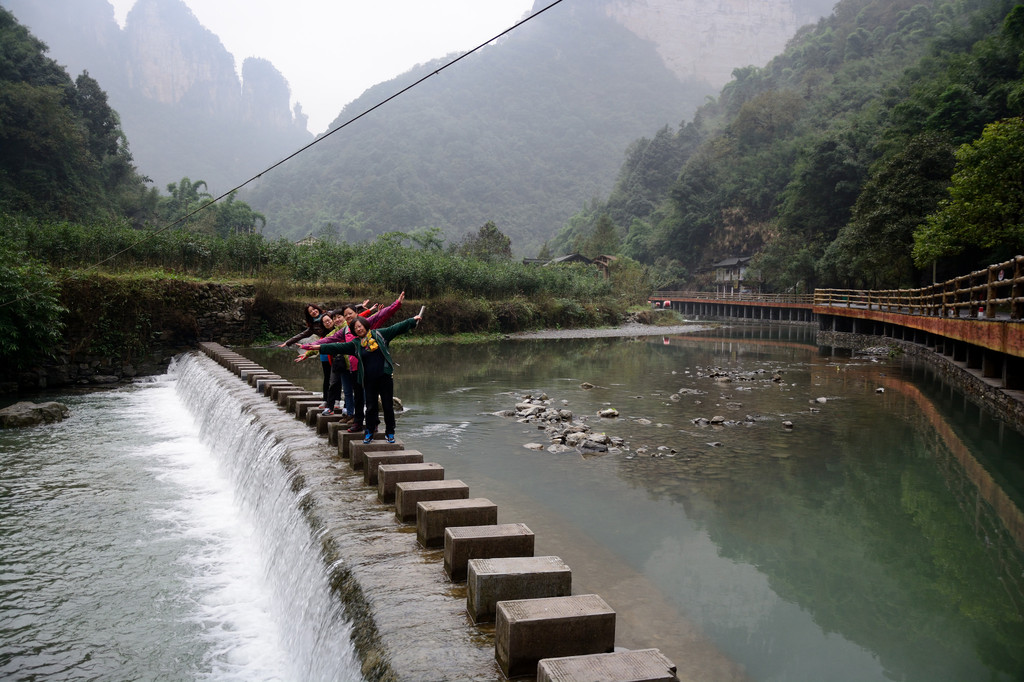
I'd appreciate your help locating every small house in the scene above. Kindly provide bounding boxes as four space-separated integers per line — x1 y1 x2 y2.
711 256 758 295
546 253 592 266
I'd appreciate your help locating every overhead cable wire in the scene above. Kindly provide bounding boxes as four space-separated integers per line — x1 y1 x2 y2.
76 0 566 271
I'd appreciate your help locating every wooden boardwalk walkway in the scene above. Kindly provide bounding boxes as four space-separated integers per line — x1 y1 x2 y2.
653 256 1024 389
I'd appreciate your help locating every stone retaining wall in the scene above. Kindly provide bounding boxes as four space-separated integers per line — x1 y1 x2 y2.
817 330 1024 432
2 282 257 394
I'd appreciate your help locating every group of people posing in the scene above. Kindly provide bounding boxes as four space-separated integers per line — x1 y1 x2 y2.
279 293 421 444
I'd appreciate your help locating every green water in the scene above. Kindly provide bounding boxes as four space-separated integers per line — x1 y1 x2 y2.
245 324 1024 682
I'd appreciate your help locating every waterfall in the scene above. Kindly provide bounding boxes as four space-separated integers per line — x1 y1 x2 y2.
172 353 363 682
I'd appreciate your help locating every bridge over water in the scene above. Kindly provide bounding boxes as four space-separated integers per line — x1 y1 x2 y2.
653 255 1024 394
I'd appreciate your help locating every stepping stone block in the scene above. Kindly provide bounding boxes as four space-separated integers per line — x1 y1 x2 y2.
416 498 496 548
496 594 616 679
258 379 291 394
395 480 469 522
327 420 350 445
231 363 263 374
349 438 404 470
536 649 679 682
269 384 299 400
444 523 535 582
377 462 444 503
248 372 280 387
467 556 571 623
306 407 322 426
364 450 423 486
286 393 318 412
320 414 344 436
295 399 323 419
338 430 373 458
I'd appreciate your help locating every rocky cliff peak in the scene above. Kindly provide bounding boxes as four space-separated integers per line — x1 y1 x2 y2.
241 57 297 130
123 0 240 116
602 0 832 87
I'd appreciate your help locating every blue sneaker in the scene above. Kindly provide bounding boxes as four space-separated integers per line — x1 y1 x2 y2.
362 432 373 444
385 433 395 444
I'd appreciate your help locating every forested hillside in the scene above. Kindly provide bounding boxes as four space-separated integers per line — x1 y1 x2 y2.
0 7 154 221
242 1 712 255
2 0 312 193
553 0 1024 290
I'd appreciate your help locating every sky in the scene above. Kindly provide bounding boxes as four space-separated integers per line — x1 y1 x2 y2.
108 0 537 134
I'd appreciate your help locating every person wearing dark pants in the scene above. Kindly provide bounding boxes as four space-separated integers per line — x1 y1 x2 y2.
302 312 421 445
313 294 405 422
362 370 395 440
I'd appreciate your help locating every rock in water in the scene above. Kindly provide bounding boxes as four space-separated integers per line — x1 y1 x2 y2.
0 401 70 428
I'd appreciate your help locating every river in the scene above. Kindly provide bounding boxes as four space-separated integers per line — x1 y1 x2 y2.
2 323 1022 681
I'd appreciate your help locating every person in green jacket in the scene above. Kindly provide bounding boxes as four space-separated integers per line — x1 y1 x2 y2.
302 312 421 444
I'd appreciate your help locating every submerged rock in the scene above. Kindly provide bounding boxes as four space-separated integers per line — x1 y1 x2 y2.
0 401 70 428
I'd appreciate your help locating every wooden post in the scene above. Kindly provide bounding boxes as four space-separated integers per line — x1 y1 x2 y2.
986 266 996 319
1013 256 1023 319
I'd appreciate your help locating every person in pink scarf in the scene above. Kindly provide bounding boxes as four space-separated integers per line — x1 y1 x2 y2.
313 291 405 429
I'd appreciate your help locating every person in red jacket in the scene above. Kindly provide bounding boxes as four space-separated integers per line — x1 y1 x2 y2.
309 292 405 425
303 307 420 444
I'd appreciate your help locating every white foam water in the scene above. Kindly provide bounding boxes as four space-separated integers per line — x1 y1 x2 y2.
0 354 362 682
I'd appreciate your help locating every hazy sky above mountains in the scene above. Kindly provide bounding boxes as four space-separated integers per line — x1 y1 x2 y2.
108 0 535 134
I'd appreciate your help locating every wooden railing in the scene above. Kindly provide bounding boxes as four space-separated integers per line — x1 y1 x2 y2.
814 255 1024 320
653 291 815 304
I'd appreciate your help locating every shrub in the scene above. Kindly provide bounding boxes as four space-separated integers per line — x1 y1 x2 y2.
0 241 66 369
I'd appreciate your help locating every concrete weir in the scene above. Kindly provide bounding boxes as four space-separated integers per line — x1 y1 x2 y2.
196 343 680 681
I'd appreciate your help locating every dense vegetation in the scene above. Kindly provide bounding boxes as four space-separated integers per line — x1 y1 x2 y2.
0 214 614 301
553 0 1024 289
0 8 154 223
0 7 636 373
2 0 312 196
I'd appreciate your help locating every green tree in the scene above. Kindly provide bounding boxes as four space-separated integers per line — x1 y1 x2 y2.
159 177 215 232
913 116 1024 267
820 133 956 287
455 221 512 261
0 10 151 222
730 90 804 148
214 192 266 237
584 214 619 258
407 226 445 251
0 242 66 369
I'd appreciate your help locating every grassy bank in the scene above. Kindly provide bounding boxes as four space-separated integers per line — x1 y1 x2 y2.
1 215 650 376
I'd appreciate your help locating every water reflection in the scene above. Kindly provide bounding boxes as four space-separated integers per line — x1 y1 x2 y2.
242 325 1024 682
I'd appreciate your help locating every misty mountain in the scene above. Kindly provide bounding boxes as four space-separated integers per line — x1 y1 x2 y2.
3 0 833 255
1 0 311 192
241 0 834 255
